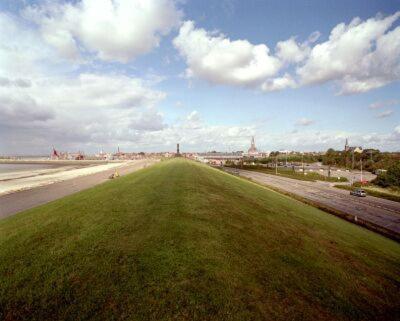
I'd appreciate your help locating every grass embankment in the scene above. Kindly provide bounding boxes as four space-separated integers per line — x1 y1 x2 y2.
226 164 348 182
1 159 399 320
335 184 400 203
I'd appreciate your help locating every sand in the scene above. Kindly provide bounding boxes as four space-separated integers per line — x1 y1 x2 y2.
0 162 128 196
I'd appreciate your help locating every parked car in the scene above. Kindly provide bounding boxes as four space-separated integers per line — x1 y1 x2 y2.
350 189 367 197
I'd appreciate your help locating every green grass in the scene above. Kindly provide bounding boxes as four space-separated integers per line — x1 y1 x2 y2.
1 159 399 321
334 184 400 203
227 164 348 182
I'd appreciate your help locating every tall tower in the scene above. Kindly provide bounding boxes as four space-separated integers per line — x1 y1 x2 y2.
248 136 258 155
344 138 349 151
177 143 180 155
251 136 256 149
52 147 59 159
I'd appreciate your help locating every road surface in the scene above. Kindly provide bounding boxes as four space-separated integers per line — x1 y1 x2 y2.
0 159 158 219
225 168 400 238
268 163 376 182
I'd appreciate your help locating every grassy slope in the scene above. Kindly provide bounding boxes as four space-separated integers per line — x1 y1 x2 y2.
0 159 399 321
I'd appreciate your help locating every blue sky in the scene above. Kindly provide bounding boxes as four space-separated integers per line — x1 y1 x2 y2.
0 0 399 154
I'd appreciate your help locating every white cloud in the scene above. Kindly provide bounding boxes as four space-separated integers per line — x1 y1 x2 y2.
377 110 394 118
276 37 310 63
275 31 321 64
0 72 168 153
38 73 166 110
369 99 399 109
260 127 400 152
297 12 400 94
141 112 397 153
0 12 166 112
130 108 165 131
174 13 400 95
23 0 182 62
261 73 296 92
186 110 201 122
0 12 71 79
0 5 176 153
0 77 31 88
153 124 400 153
295 118 315 126
1 6 399 154
0 94 54 124
173 20 282 87
141 111 256 151
183 110 202 129
307 31 321 43
0 7 171 154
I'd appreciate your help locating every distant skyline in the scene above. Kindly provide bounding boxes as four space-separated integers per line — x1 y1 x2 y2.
0 0 399 154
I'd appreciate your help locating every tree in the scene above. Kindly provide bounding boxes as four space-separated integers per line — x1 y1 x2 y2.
373 162 400 187
386 162 400 187
323 148 339 166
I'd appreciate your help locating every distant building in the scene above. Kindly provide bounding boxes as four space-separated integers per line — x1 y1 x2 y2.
113 146 125 159
247 136 259 157
344 138 349 152
351 147 363 154
51 147 59 160
96 149 112 160
50 147 77 160
344 138 362 153
73 153 85 160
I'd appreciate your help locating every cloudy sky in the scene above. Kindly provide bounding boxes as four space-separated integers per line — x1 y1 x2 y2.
1 0 399 155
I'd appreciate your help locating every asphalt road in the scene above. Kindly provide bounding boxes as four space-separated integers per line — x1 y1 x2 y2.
0 159 158 219
225 168 400 237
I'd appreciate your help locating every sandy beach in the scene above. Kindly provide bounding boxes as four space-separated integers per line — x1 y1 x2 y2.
0 159 158 218
0 161 132 196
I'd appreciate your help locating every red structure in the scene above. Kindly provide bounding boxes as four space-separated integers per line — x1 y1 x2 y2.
52 147 59 159
75 153 84 160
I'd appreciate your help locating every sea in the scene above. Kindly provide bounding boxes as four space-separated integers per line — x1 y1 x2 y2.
0 163 61 174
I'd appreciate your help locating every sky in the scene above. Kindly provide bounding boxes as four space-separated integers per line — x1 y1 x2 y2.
0 0 399 155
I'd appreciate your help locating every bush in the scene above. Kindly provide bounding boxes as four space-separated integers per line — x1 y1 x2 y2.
373 162 400 187
372 174 390 187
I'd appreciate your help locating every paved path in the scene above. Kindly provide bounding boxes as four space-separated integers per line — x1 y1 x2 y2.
225 168 400 238
0 159 158 219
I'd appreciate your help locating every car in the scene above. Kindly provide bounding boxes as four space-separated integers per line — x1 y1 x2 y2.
350 189 367 197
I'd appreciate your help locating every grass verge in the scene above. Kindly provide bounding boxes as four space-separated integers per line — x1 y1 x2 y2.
335 184 400 203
